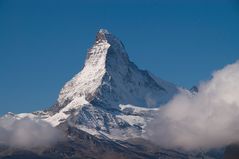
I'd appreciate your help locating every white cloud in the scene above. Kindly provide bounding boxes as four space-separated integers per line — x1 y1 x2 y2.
0 118 63 149
146 61 239 150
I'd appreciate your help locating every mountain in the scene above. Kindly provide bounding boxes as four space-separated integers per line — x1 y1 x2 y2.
55 29 177 110
22 28 178 139
0 29 218 159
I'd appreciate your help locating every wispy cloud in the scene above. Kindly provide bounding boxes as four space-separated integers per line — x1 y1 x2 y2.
146 61 239 150
0 118 64 149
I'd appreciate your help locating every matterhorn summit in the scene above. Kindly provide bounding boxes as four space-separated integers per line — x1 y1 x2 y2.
2 29 179 138
42 29 178 138
1 29 217 159
55 29 178 113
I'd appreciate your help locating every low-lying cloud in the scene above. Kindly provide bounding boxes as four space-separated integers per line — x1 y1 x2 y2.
0 118 63 149
146 61 239 150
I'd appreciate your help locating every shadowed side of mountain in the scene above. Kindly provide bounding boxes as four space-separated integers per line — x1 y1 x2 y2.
50 29 178 113
0 29 186 159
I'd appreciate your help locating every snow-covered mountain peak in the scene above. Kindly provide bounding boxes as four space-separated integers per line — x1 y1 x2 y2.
96 29 118 41
95 29 109 43
97 29 111 40
0 29 216 159
86 29 127 67
1 29 181 145
53 29 178 113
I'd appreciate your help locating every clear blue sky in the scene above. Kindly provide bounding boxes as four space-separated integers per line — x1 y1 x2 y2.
0 0 239 115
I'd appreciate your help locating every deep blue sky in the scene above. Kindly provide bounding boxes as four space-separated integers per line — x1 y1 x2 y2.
0 0 239 115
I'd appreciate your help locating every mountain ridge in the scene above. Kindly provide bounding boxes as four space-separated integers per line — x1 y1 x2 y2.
1 29 217 159
53 29 178 113
1 29 180 141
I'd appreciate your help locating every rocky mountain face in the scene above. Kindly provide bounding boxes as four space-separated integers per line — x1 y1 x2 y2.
0 29 222 159
54 29 177 111
42 29 179 139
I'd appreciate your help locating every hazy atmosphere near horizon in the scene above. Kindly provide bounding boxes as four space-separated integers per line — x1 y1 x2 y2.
1 0 239 115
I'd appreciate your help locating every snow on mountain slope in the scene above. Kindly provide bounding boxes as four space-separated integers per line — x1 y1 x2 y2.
2 29 180 140
0 29 222 159
53 29 178 112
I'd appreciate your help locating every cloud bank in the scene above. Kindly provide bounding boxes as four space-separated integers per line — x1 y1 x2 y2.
146 61 239 150
0 118 63 149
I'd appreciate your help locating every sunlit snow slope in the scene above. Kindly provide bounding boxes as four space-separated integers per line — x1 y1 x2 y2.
2 29 179 140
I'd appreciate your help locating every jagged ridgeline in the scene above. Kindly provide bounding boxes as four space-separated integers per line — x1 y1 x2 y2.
1 30 221 159
46 29 178 137
55 29 178 111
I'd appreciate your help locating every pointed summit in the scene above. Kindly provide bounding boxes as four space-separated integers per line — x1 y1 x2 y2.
12 29 179 140
95 29 113 42
95 29 110 42
86 29 128 68
98 28 110 34
94 29 126 54
54 29 178 111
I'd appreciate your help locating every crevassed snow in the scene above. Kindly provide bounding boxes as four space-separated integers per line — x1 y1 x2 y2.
116 115 145 126
117 104 160 129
